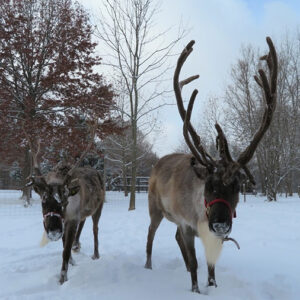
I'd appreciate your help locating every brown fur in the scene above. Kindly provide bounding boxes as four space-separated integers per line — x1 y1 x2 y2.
57 166 104 284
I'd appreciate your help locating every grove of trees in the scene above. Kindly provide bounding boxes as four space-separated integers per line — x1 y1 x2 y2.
0 0 298 207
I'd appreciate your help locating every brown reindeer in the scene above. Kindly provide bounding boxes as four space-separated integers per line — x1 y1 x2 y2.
26 121 105 284
145 37 277 293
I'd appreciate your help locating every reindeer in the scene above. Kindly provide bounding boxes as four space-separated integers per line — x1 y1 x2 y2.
26 121 105 284
144 37 277 293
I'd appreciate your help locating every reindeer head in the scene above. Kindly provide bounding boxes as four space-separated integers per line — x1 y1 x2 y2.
28 164 83 241
28 175 65 241
174 38 277 238
24 120 98 241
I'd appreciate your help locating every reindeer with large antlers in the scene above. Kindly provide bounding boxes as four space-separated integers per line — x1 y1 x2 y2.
144 37 277 293
26 120 105 284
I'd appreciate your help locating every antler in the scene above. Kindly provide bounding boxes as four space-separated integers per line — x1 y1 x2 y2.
175 38 277 186
237 37 278 166
174 40 215 168
65 118 98 178
219 37 277 186
214 124 256 184
22 123 47 188
215 123 233 164
22 124 43 176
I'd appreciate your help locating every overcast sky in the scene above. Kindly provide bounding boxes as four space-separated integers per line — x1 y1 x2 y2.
78 0 300 157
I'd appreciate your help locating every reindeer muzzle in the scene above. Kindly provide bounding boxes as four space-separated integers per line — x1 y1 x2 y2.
43 212 64 241
205 198 235 237
211 222 231 237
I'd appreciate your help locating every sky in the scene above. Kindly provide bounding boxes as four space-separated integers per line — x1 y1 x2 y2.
78 0 300 157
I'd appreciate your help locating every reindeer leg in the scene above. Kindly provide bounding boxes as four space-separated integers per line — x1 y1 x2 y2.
175 227 190 271
207 264 217 287
145 215 163 269
198 222 223 288
59 220 77 284
145 196 163 270
91 202 103 260
63 230 75 266
72 219 85 252
180 226 200 293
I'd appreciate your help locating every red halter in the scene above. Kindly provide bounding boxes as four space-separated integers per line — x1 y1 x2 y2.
43 211 63 220
204 198 236 219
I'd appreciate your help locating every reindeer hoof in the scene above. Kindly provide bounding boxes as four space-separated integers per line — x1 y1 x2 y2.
208 278 217 287
69 257 76 266
92 253 100 260
59 272 68 285
72 242 81 252
192 285 200 293
144 262 152 270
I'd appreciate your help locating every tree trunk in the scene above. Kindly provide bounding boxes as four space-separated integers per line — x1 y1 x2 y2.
266 170 277 202
286 174 293 196
21 147 32 207
129 162 137 210
266 188 277 201
256 153 266 195
129 121 137 210
122 165 128 197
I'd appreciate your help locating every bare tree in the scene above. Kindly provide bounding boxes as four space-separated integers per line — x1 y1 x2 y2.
95 0 185 210
103 120 157 196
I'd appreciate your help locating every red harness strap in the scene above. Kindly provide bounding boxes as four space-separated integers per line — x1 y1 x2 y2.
43 212 63 220
204 198 236 219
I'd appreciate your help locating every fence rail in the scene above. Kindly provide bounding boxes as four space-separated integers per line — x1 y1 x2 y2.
107 176 149 192
0 190 148 216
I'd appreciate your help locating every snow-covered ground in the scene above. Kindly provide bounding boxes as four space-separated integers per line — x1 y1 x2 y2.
0 191 299 300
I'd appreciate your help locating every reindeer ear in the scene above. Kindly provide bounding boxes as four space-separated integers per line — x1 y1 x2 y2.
190 157 208 179
33 182 47 196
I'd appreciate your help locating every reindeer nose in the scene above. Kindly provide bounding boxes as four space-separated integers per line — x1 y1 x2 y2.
212 222 230 235
47 230 62 241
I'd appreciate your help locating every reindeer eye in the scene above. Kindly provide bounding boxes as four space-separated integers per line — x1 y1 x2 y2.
69 187 79 196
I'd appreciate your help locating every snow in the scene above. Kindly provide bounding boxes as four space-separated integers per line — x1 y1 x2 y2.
0 191 299 300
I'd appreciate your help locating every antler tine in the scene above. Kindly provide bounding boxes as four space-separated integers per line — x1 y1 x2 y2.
66 118 98 178
242 165 256 185
179 75 200 90
215 123 233 163
265 36 278 95
237 37 277 166
185 91 216 167
174 41 200 123
22 123 43 177
174 40 215 167
183 90 207 166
